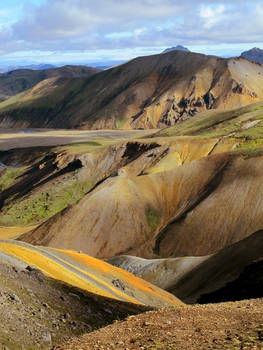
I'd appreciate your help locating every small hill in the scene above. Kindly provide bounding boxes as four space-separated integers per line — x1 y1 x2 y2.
0 239 182 308
0 65 100 102
54 298 263 350
1 51 263 129
162 45 190 53
241 47 263 63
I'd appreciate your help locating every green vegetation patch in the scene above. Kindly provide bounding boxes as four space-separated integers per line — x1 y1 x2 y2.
235 121 263 140
0 167 26 192
236 138 263 150
0 179 93 226
145 207 161 232
116 117 127 129
57 140 103 154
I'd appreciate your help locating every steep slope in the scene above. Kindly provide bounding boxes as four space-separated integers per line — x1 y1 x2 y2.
0 65 100 102
0 51 263 129
109 230 263 304
241 47 263 63
0 136 161 226
108 254 208 291
0 257 149 350
0 239 182 308
171 229 263 303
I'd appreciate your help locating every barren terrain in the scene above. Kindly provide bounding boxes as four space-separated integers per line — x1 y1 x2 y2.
54 298 263 350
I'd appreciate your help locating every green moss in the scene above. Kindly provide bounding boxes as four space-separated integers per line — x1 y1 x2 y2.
145 208 161 232
116 117 126 129
235 122 263 140
0 167 26 191
236 138 263 150
0 180 93 226
56 140 104 155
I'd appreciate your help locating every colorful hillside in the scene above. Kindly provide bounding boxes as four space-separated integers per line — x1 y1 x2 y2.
0 239 182 308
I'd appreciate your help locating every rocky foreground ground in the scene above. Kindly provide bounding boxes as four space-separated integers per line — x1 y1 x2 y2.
54 298 263 350
0 261 148 350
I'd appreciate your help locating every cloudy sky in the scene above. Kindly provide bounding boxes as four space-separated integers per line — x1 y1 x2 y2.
0 0 263 65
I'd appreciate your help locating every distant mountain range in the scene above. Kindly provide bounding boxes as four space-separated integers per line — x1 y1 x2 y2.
241 47 263 63
0 60 125 74
162 45 190 54
0 65 101 102
0 63 57 74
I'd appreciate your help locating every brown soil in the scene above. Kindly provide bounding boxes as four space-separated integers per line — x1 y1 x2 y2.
54 298 263 350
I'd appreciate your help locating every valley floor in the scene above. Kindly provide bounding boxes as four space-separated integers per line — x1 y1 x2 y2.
0 128 156 150
54 298 263 350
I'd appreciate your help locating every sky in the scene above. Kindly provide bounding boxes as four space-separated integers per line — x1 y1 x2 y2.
0 0 262 66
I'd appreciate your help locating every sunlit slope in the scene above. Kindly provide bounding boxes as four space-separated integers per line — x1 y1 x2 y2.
155 100 263 142
1 51 263 129
0 136 222 227
20 150 229 258
108 255 209 291
0 65 100 103
20 146 263 259
0 239 182 308
0 225 37 239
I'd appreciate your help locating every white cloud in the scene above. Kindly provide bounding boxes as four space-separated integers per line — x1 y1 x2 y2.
200 4 226 29
0 0 262 59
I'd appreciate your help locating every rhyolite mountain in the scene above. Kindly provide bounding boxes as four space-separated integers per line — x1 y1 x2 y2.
241 47 263 64
0 51 263 129
0 65 100 102
162 45 190 53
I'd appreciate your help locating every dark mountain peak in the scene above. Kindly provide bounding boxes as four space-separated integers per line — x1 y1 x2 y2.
241 47 263 63
162 45 190 54
251 47 262 52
